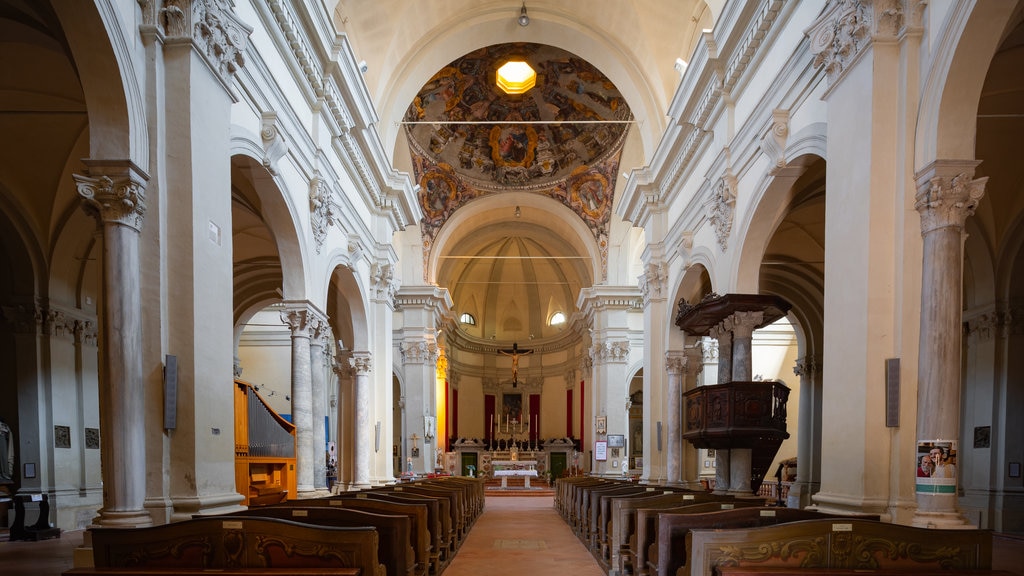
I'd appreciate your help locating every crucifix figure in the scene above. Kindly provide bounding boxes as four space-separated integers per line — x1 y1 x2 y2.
498 342 533 387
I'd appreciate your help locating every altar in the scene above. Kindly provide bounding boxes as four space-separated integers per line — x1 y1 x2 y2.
491 460 538 488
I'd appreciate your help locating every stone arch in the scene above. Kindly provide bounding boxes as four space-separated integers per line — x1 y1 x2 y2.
230 141 309 302
427 191 601 286
915 1 1022 170
52 0 145 166
374 8 668 165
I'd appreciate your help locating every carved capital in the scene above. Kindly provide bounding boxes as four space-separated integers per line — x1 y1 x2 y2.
807 0 873 85
915 162 987 236
665 351 688 376
309 174 336 253
793 355 821 378
74 163 148 231
349 352 372 375
701 338 719 363
280 302 327 339
729 310 764 339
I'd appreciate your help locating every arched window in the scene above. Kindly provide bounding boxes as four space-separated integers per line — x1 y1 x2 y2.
549 311 566 326
460 312 476 325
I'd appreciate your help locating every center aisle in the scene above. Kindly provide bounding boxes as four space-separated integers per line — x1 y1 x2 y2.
445 495 605 576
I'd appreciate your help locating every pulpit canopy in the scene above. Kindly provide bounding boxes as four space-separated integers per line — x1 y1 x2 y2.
675 293 791 336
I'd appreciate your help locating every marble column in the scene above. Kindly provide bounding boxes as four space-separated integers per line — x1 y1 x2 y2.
281 303 326 495
74 162 153 527
912 161 987 528
709 324 732 383
728 449 754 496
310 329 329 491
665 351 686 485
351 352 373 488
730 311 763 381
790 356 821 508
713 450 731 495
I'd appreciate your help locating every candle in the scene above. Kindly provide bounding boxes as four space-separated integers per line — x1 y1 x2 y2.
490 414 493 435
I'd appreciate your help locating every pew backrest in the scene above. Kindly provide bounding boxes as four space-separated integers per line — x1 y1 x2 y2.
686 517 989 576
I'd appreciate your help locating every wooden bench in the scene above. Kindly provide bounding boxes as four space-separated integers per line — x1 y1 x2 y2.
686 518 1000 576
603 490 734 573
626 499 764 576
222 505 414 576
63 516 381 576
359 491 446 575
652 508 881 576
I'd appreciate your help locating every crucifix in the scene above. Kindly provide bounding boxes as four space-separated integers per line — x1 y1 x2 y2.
498 342 533 387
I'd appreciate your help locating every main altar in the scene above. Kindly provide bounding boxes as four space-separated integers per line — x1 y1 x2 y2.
491 459 538 488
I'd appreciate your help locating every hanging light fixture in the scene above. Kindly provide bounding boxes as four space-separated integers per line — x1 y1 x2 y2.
518 2 530 26
514 205 521 218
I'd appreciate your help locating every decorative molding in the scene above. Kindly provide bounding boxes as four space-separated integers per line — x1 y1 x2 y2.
807 0 908 88
707 175 736 251
760 108 790 173
309 173 336 253
191 0 252 85
370 261 398 303
639 262 666 305
260 112 288 174
591 340 630 364
400 341 439 365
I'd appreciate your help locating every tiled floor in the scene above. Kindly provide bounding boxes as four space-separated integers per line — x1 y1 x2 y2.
0 496 604 576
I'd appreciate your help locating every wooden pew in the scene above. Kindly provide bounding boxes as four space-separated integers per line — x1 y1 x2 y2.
598 489 680 570
62 516 381 576
585 484 651 545
362 491 446 574
220 505 414 576
624 498 762 576
654 507 878 576
685 517 997 576
325 497 432 576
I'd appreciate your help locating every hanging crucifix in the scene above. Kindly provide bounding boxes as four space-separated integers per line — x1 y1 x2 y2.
498 342 533 388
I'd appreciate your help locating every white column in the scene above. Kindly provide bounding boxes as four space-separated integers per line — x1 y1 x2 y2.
351 352 373 488
310 329 329 491
281 303 326 495
665 351 686 485
912 161 986 527
332 355 354 490
74 164 152 527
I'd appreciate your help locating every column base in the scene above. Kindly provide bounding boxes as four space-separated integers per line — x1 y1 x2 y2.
911 510 976 529
91 508 153 528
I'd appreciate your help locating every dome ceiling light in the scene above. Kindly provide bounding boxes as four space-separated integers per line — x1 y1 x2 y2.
496 60 536 94
518 2 530 27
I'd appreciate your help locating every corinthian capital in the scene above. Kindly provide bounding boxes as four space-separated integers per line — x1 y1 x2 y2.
665 351 687 376
74 162 149 231
914 161 987 235
349 352 372 375
280 301 328 338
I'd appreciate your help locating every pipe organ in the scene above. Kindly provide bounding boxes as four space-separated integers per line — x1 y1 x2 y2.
234 379 297 506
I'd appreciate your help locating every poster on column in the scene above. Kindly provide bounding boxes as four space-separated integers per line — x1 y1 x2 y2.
915 440 957 495
595 440 607 461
